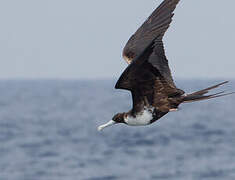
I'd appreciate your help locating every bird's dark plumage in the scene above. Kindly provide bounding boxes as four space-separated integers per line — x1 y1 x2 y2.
122 0 180 87
97 0 233 131
116 0 183 115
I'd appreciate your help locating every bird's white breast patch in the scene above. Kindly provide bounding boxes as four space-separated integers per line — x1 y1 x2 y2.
124 107 153 126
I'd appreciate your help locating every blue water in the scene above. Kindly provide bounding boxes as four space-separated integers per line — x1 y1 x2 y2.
0 79 235 180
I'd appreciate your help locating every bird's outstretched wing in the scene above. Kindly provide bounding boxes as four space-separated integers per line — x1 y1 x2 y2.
116 0 183 113
122 0 180 86
123 0 180 63
116 38 184 113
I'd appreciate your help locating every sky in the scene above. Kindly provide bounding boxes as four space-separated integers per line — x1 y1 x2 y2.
0 0 234 80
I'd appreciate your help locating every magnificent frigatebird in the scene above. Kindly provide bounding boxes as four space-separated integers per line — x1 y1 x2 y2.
98 0 233 131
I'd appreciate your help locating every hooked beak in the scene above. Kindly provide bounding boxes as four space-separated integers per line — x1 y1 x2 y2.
97 120 116 131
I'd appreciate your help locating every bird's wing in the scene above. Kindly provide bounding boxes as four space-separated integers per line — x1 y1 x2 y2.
116 38 184 113
123 0 180 65
123 0 179 85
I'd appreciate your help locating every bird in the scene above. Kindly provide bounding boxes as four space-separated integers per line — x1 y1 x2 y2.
97 0 234 131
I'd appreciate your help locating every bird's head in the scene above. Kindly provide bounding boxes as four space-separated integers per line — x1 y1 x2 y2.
97 113 125 131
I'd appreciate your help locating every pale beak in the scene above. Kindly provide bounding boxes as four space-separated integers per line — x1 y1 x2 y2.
97 120 116 131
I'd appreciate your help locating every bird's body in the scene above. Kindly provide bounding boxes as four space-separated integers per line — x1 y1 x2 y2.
97 0 234 131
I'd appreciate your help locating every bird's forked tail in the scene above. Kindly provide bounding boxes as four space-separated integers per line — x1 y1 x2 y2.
182 81 234 103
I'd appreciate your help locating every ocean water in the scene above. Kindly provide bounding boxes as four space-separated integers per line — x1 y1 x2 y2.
0 79 235 180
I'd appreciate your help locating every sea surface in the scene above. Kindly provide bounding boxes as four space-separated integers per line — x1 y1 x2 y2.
0 79 235 180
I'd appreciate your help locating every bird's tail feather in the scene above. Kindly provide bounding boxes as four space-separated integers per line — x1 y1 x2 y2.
182 81 234 103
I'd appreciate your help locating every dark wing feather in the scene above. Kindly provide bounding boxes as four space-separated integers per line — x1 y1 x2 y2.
122 0 180 86
116 38 184 113
123 0 180 63
149 38 175 87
